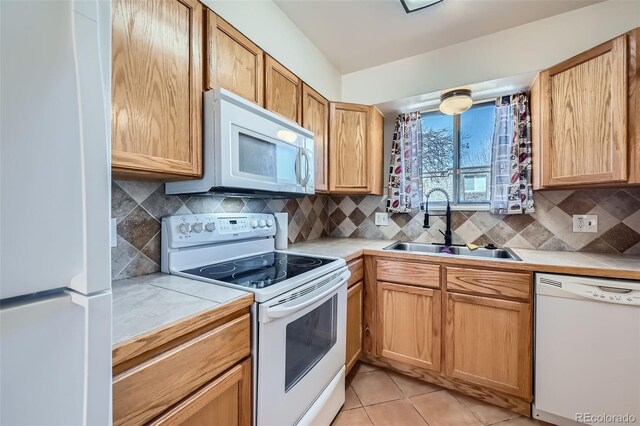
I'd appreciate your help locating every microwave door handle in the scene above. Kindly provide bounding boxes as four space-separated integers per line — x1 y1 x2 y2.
300 148 311 186
265 270 350 319
295 150 302 184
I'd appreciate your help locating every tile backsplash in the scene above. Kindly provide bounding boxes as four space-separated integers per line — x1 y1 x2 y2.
326 189 640 255
111 180 329 280
112 181 640 281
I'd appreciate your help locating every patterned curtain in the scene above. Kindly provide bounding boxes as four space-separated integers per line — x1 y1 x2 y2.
386 112 423 213
489 93 535 215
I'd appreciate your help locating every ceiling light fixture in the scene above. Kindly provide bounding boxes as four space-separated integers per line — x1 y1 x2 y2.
439 89 473 115
400 0 444 14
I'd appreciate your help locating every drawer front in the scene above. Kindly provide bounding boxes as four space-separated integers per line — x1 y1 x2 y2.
446 267 531 301
113 314 250 426
377 259 440 288
347 258 363 288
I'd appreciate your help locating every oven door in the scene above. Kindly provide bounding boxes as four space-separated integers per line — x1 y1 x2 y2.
257 268 348 426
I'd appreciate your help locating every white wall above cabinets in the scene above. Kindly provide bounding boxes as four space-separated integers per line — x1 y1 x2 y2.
202 0 342 101
342 0 640 106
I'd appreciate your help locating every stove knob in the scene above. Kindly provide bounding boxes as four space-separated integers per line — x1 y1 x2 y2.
266 218 274 227
205 222 216 232
192 222 204 233
179 222 191 234
258 219 267 228
250 219 259 228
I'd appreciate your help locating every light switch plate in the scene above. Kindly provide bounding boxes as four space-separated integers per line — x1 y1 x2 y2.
375 212 389 226
573 214 598 233
110 218 118 247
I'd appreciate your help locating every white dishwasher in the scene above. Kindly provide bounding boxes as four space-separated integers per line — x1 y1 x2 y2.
534 273 640 426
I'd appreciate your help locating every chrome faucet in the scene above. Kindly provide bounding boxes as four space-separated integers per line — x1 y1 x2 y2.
422 188 452 247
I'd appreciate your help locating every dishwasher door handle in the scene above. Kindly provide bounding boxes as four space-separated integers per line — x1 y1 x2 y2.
599 286 633 294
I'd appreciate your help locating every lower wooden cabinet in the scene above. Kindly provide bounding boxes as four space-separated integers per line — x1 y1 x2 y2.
112 294 253 426
346 281 363 373
150 359 251 426
376 282 441 371
444 293 532 399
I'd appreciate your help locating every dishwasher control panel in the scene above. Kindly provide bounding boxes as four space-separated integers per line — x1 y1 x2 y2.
537 273 640 306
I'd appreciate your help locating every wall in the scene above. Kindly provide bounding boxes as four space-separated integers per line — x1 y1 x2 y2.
111 180 329 280
342 0 640 105
202 0 342 100
112 181 640 280
326 190 640 255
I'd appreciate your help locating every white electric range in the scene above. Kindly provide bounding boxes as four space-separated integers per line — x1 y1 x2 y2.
161 213 349 426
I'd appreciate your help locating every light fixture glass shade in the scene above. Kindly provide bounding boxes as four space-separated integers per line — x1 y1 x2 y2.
401 0 444 13
439 89 472 115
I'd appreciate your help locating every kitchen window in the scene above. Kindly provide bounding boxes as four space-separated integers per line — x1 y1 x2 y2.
421 101 495 209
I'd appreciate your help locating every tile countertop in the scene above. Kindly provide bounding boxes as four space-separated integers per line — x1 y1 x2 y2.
112 273 252 348
289 238 640 280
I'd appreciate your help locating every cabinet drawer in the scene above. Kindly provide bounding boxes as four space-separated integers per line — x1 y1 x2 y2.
377 259 440 288
347 258 363 288
113 314 250 426
446 267 531 301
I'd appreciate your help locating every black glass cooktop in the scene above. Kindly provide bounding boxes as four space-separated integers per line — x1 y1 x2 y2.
181 252 336 289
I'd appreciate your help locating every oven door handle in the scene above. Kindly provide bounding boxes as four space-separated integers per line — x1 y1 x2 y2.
265 270 350 319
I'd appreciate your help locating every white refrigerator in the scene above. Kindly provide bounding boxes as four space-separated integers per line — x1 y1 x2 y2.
0 0 112 424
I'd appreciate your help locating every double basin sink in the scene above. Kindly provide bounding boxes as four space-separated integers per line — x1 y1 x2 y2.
383 241 522 261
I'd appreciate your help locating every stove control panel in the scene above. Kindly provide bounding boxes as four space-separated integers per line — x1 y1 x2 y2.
162 213 277 248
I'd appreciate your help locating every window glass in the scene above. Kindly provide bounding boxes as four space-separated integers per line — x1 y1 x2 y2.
421 101 495 207
421 110 454 204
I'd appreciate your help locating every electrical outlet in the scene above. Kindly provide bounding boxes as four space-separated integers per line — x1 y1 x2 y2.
573 214 598 233
375 212 389 226
110 218 118 247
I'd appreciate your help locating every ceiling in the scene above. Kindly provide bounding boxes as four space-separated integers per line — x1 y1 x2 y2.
274 0 602 74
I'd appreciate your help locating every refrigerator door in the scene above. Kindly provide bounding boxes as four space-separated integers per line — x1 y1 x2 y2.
0 290 112 425
0 0 111 299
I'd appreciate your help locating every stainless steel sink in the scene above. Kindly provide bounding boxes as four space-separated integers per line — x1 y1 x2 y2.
383 241 522 261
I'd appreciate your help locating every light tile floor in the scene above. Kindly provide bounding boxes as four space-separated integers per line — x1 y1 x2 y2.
332 362 553 426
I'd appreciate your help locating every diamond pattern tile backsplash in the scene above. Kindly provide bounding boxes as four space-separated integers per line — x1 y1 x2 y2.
112 180 640 281
111 180 329 280
326 189 640 255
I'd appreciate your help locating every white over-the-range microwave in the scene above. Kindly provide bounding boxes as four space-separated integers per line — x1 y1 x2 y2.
166 88 315 198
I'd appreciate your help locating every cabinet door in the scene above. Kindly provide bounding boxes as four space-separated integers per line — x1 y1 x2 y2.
541 34 628 187
302 84 329 192
150 359 251 426
444 293 532 399
346 281 363 374
112 0 203 180
376 282 441 371
329 102 370 193
205 11 264 106
264 55 302 124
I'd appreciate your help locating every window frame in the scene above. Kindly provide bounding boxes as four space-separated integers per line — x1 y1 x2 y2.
421 99 495 211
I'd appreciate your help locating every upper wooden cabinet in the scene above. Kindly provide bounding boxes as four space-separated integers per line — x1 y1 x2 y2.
444 293 531 400
205 11 264 106
264 55 302 124
329 102 384 194
112 0 203 180
531 31 639 188
302 84 330 192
